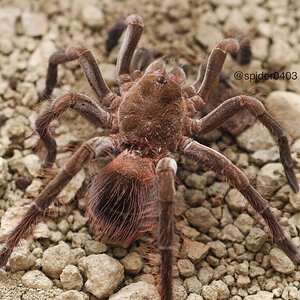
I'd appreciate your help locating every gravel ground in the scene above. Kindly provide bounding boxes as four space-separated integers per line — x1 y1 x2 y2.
1 0 300 299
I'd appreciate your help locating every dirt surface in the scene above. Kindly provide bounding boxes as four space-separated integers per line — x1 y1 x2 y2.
1 0 300 299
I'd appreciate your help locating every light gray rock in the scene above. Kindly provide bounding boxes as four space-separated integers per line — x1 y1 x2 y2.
21 12 47 37
251 147 279 166
245 228 268 252
8 245 35 272
236 274 250 287
71 232 91 248
25 178 43 198
202 285 218 300
256 163 286 196
249 265 265 277
207 241 227 258
224 9 248 33
21 270 53 290
196 24 223 50
72 210 88 231
21 154 40 177
269 248 294 274
198 266 214 285
289 213 300 230
0 157 8 196
69 248 86 265
183 240 210 263
234 214 254 235
0 206 28 237
210 280 230 299
33 222 51 240
60 265 83 291
252 37 269 61
225 189 247 211
185 207 219 233
0 7 20 36
85 240 107 255
290 191 300 211
185 189 206 206
292 139 300 153
185 173 207 190
207 182 229 197
81 5 105 28
245 291 273 300
120 251 143 275
178 259 195 277
79 254 124 299
162 0 190 19
266 91 300 138
237 122 275 152
235 261 249 276
28 40 57 77
109 281 160 300
219 224 244 242
101 63 116 85
184 275 202 294
58 291 89 300
41 242 71 278
268 40 298 69
0 38 13 55
187 293 204 300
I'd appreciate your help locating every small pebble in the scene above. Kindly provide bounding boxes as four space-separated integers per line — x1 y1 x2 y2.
109 281 160 300
41 242 71 278
21 270 53 290
245 228 268 252
79 254 124 299
58 290 89 300
60 265 83 291
120 251 143 275
269 248 294 274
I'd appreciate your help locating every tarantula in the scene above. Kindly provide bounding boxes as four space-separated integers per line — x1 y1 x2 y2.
0 14 299 300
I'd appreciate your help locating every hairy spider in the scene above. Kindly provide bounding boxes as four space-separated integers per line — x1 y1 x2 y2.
0 14 299 300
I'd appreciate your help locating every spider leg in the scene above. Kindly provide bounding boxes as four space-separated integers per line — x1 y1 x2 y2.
187 95 299 192
186 39 239 110
36 92 112 168
156 157 177 300
180 137 300 263
116 14 144 88
130 46 153 81
0 136 119 268
39 45 115 106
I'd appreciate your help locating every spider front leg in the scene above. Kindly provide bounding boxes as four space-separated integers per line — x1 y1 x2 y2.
39 45 115 106
156 157 177 300
0 136 119 268
130 46 153 81
116 14 143 89
188 38 239 110
188 95 299 192
36 91 112 168
180 138 300 263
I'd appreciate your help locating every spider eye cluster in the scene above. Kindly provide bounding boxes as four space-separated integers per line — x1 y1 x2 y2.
156 76 167 85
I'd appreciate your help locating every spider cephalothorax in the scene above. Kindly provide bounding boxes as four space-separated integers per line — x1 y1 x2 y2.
118 61 187 150
0 14 299 300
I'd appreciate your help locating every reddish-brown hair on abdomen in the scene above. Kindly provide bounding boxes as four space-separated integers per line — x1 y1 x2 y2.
85 150 159 244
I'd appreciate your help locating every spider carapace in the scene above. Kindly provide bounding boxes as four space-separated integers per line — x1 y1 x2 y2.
0 14 299 300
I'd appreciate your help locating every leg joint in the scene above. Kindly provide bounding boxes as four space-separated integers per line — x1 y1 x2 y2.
238 95 265 116
156 157 177 174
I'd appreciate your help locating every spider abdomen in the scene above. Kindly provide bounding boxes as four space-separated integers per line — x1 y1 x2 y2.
85 150 159 244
